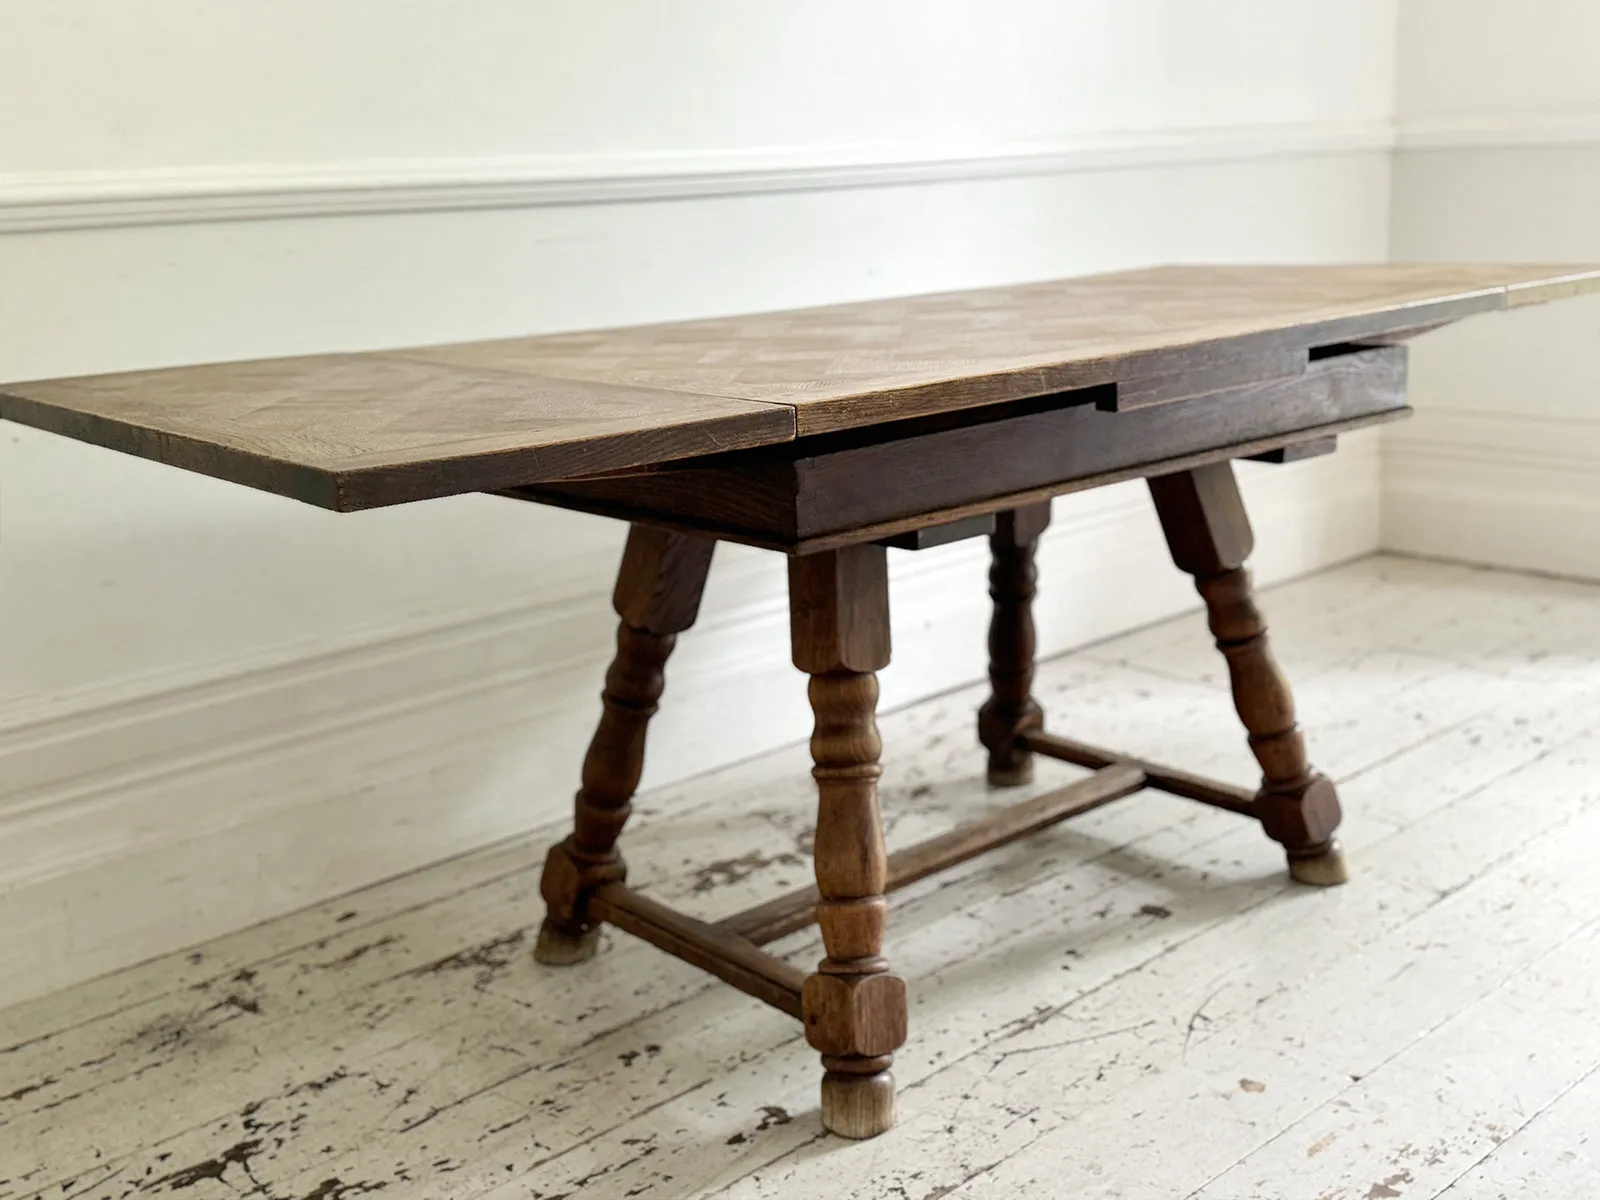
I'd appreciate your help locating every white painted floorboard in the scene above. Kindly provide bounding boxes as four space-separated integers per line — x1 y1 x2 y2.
2 555 1598 1200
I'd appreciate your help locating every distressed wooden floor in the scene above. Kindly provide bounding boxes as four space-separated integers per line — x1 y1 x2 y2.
4 554 1599 1200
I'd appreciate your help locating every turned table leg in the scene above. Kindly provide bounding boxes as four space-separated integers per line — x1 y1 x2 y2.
789 544 908 1139
978 502 1052 786
1147 462 1347 887
535 524 717 965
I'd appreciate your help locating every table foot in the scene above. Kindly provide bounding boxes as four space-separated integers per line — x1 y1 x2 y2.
821 1065 897 1139
985 760 1035 788
1288 842 1350 887
534 917 602 966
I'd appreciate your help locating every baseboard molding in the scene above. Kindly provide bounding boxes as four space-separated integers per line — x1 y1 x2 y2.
1382 409 1600 580
0 121 1393 233
0 440 1379 1007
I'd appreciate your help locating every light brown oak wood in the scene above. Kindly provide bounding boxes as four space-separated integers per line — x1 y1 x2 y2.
522 345 1409 547
1 264 1595 509
0 358 795 512
397 263 1600 433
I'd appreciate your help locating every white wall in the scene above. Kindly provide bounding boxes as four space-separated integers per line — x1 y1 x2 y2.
0 1 1399 1006
1386 0 1600 578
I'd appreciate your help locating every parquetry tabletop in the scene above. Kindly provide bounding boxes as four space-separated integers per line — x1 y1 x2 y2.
3 264 1596 511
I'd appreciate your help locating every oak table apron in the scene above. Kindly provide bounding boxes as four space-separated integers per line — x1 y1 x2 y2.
5 264 1597 1141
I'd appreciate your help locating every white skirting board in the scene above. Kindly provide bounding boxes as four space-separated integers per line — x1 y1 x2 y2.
1386 139 1600 581
0 437 1379 1008
1382 409 1600 581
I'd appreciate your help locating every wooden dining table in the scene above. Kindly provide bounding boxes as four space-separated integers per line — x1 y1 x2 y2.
5 263 1597 1139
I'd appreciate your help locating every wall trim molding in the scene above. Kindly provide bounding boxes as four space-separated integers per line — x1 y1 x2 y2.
0 121 1394 234
5 112 1592 235
1396 111 1600 152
